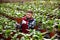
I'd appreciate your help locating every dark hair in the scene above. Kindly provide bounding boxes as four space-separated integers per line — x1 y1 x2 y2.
26 10 33 14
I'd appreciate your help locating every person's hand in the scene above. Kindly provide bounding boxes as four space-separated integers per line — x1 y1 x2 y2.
22 20 26 24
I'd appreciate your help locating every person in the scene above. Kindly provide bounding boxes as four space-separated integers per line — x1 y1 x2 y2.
0 10 36 33
16 11 36 33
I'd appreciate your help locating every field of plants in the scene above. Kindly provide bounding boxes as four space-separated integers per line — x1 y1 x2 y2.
0 0 60 40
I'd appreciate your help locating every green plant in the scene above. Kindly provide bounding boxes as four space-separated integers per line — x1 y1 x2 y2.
4 29 11 38
0 1 60 40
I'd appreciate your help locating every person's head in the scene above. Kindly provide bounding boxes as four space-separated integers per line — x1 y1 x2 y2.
26 11 33 18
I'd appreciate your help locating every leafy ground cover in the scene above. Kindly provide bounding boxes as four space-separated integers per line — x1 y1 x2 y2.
0 1 60 40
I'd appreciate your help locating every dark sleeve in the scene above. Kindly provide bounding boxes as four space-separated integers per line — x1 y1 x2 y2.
28 19 36 29
15 22 22 29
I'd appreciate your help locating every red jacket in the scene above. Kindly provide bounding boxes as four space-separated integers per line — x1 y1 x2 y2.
16 16 36 33
22 16 29 33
